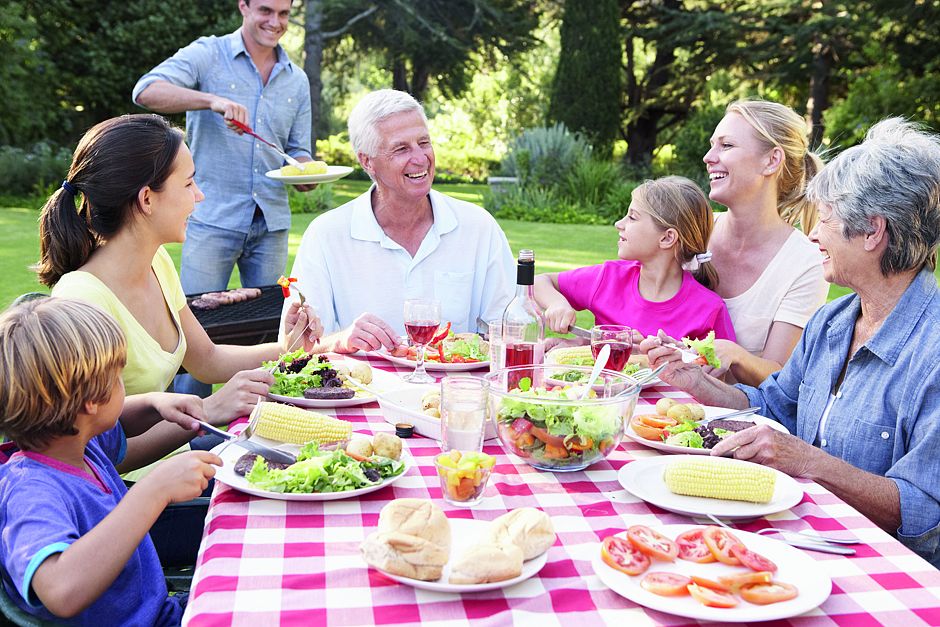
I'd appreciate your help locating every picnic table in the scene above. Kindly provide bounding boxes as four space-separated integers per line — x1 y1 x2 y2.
181 355 940 626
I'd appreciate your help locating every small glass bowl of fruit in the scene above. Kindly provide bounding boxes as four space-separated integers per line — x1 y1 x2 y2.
434 450 496 507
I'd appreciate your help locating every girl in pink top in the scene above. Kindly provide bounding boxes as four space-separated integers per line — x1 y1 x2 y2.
534 176 735 343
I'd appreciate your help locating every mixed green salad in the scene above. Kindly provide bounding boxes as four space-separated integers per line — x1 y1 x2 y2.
547 346 645 382
246 442 405 493
262 349 344 397
495 379 623 469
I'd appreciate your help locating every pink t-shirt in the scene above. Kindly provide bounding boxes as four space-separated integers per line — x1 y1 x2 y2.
557 260 736 341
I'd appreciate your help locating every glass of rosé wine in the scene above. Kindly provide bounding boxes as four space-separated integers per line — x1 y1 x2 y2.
590 324 633 373
402 298 442 383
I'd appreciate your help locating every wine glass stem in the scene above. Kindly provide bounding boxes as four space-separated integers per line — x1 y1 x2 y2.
414 343 427 378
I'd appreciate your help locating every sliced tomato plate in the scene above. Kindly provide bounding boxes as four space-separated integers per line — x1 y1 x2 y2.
591 524 832 623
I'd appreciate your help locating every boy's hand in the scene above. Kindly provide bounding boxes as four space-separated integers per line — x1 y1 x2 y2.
138 451 222 505
150 392 207 432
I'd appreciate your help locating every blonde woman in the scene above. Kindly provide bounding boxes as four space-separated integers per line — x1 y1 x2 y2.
700 100 829 385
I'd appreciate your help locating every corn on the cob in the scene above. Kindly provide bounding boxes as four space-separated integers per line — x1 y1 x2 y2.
254 401 351 445
662 458 776 503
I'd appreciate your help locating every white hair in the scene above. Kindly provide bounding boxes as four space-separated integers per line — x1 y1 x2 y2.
807 117 940 275
348 89 428 157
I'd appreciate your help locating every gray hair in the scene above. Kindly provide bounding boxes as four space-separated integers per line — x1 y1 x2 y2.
348 89 428 157
807 118 940 275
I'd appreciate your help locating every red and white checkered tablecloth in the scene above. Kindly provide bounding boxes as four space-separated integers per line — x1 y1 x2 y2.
182 356 940 626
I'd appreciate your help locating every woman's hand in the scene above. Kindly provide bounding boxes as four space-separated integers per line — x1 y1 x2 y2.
543 303 577 334
148 392 206 433
710 425 821 479
640 330 707 392
283 302 323 353
203 369 275 423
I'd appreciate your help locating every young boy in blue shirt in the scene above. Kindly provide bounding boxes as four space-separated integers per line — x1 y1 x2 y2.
0 297 222 625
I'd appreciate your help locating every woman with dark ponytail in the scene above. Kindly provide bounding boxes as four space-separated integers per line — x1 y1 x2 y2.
37 114 323 473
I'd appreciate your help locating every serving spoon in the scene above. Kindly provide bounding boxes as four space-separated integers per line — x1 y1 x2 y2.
580 343 610 400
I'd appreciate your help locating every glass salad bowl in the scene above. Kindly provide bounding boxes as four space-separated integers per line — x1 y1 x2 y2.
484 365 639 472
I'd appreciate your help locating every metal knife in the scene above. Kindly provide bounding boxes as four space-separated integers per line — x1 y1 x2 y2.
196 420 296 465
702 407 761 424
777 536 857 555
566 325 592 339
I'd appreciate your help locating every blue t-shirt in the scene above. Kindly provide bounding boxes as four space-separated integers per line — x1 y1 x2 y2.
0 426 183 626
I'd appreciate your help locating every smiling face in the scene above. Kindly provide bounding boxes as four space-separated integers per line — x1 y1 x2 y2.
148 143 204 243
360 110 435 202
703 112 778 208
614 195 670 262
808 202 863 288
239 0 291 51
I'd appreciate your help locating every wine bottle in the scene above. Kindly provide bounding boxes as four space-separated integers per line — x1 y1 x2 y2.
501 249 545 389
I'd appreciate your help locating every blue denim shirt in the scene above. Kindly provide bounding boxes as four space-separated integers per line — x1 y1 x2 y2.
740 267 940 566
133 29 312 234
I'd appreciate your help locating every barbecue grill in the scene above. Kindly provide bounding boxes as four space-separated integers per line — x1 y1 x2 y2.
189 284 284 345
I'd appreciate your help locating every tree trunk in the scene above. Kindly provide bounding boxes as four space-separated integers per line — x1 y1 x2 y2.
392 60 409 93
303 0 325 145
624 111 661 169
410 61 430 102
807 40 832 150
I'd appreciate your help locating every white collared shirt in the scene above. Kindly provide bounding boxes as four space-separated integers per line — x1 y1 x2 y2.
282 187 515 335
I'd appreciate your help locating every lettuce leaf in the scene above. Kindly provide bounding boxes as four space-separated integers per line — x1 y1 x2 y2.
684 330 721 369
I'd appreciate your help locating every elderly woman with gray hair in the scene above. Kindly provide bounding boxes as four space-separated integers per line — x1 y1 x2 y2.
282 89 515 353
643 118 940 565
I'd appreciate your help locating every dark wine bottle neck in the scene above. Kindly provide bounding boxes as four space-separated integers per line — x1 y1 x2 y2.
516 262 534 285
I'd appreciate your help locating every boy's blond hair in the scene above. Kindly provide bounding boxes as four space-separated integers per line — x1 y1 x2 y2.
0 297 126 451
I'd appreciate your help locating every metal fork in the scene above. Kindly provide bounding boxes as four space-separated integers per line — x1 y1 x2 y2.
705 514 858 554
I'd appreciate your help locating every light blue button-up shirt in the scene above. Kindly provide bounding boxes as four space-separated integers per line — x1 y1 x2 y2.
132 29 312 234
740 267 940 566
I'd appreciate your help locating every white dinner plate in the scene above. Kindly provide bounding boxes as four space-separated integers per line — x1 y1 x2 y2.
544 349 660 387
376 384 498 441
378 518 549 592
213 438 412 501
264 165 354 185
267 365 404 408
372 348 488 371
618 455 804 519
625 405 790 455
592 524 832 622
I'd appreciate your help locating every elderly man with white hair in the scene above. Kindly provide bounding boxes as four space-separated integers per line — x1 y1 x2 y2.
282 89 515 353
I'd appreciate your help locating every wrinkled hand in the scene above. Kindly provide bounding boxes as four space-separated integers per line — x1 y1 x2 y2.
203 369 275 423
342 313 399 353
543 336 588 352
710 424 820 478
543 303 577 335
283 302 323 353
640 330 706 392
209 96 249 132
149 392 206 433
136 451 221 506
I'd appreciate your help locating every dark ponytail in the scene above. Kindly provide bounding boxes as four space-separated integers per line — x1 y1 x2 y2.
35 114 184 287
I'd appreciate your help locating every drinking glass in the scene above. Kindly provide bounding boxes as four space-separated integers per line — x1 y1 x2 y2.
439 376 489 452
402 298 441 384
590 324 633 372
486 319 504 374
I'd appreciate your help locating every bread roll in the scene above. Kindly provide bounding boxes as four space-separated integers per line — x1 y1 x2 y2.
448 543 523 584
486 508 555 560
378 499 450 552
360 531 449 581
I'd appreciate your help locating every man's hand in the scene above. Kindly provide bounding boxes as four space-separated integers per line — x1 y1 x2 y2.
340 313 400 353
710 424 821 479
209 96 249 131
203 369 276 423
135 451 221 506
149 392 207 433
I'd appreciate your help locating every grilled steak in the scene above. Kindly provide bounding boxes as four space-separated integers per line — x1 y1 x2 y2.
233 451 293 476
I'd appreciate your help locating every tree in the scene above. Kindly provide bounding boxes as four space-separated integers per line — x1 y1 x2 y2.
548 0 622 157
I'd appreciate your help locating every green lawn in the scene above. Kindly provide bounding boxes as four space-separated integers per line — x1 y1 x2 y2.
2 183 937 312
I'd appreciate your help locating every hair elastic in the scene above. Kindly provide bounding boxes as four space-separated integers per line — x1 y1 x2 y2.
61 180 78 196
682 251 713 272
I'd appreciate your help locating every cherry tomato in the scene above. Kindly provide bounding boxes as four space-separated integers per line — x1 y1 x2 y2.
627 525 678 562
687 583 739 608
702 526 742 566
690 575 730 592
636 414 678 429
730 544 778 573
640 572 692 596
676 528 716 564
718 570 773 591
739 581 799 605
630 416 665 441
601 535 651 576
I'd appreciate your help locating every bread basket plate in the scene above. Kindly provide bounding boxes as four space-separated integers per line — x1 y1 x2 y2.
267 366 404 409
264 165 353 184
618 455 804 519
377 384 498 442
372 348 488 371
624 405 789 455
380 518 549 592
212 438 413 501
592 524 831 623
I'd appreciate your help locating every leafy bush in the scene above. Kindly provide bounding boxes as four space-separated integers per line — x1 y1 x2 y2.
561 158 623 208
485 184 608 225
0 143 73 196
501 123 593 188
666 104 726 186
289 185 334 214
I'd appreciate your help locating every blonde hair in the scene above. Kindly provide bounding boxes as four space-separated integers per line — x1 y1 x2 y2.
726 100 824 233
633 176 719 290
0 298 126 451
